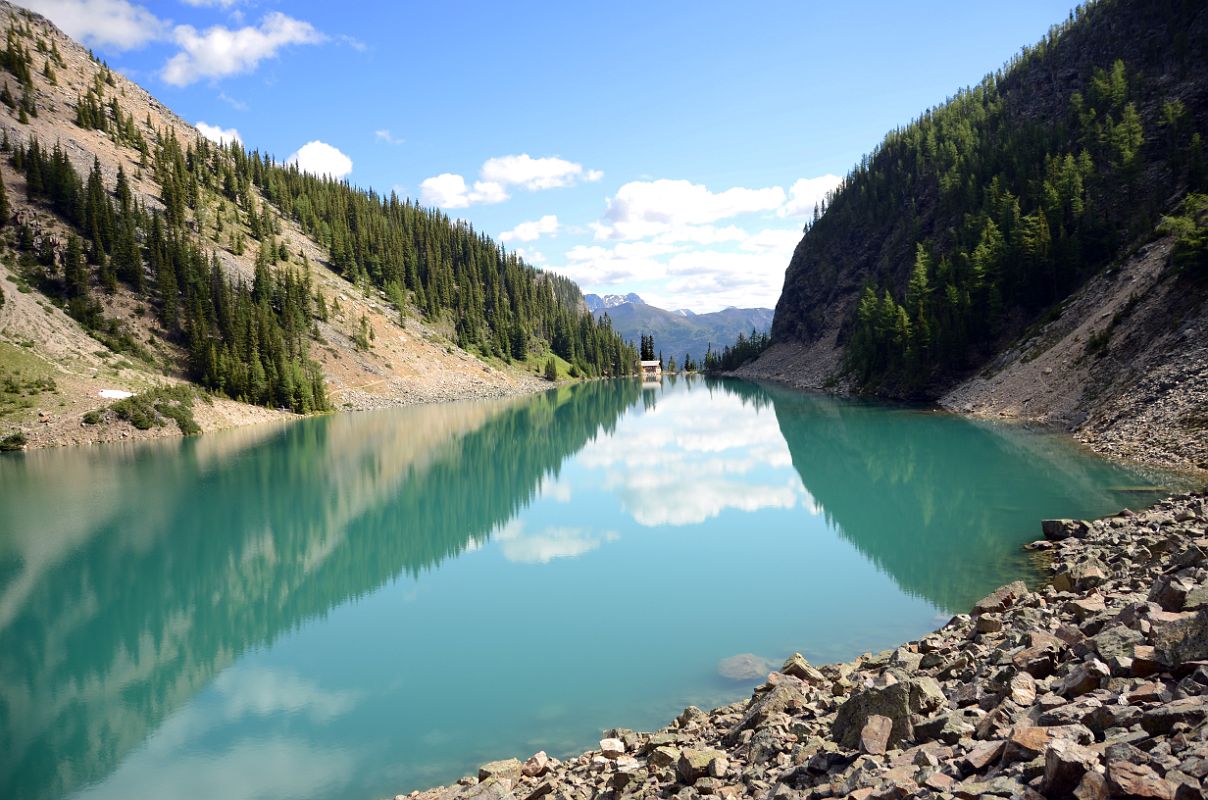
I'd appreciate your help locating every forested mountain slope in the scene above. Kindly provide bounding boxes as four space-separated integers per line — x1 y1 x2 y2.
0 2 633 449
743 0 1208 469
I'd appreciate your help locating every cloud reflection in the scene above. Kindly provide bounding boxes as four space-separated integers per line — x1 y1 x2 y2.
495 521 620 564
580 388 809 526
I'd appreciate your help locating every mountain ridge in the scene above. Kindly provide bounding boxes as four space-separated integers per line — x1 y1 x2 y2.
587 294 772 366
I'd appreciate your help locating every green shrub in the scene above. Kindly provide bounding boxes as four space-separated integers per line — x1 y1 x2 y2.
111 386 201 435
0 431 27 451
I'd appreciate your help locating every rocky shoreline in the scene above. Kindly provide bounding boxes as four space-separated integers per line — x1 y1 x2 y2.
400 491 1208 800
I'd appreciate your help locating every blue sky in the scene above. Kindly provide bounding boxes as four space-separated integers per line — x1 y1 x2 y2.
25 0 1077 312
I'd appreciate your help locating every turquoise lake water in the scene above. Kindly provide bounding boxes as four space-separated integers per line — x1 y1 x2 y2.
0 377 1184 800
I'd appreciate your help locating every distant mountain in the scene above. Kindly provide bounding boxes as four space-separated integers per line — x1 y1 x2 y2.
584 293 646 312
590 298 773 366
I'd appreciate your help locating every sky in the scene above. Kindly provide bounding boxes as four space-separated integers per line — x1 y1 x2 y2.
20 0 1078 313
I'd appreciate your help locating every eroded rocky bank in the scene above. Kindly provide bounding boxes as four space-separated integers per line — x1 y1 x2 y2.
400 492 1208 800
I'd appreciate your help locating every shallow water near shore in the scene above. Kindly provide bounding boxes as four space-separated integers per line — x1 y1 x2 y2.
0 377 1188 800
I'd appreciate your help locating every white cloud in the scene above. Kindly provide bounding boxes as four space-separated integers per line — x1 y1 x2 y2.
419 173 507 208
22 0 167 51
195 121 240 145
481 154 595 191
595 179 786 241
512 247 546 265
500 214 559 243
373 129 404 145
778 174 843 218
421 154 600 209
286 140 352 179
161 12 325 86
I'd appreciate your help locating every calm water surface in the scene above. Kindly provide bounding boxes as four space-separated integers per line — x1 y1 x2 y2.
0 377 1185 800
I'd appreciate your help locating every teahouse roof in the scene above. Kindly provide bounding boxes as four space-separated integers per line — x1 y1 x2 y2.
639 360 661 367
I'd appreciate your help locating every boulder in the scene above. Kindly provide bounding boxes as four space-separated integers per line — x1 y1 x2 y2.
1140 697 1208 736
677 749 727 784
1042 739 1100 796
478 760 522 788
725 684 802 741
1057 659 1110 697
1043 519 1091 541
780 653 827 685
599 738 625 759
1150 608 1208 667
972 581 1030 614
1001 725 1093 765
521 752 550 778
832 677 944 750
1052 559 1109 592
1092 626 1145 662
1106 759 1175 800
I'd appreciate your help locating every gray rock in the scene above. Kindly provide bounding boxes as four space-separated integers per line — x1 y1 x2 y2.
1043 519 1091 541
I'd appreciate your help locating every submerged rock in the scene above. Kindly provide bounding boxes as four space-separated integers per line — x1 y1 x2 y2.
717 653 775 681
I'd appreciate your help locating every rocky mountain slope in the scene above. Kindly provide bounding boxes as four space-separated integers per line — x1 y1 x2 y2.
588 294 773 367
0 1 616 450
740 0 1208 471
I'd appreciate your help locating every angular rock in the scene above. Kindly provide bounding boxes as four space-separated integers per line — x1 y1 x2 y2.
1092 625 1146 662
600 738 625 759
1106 759 1175 800
1140 697 1208 736
1151 608 1208 667
1052 559 1109 592
478 760 522 788
521 752 550 778
964 739 1005 772
1058 659 1110 697
780 653 827 685
832 677 942 751
1001 725 1093 765
1042 739 1100 796
1043 519 1091 541
725 684 802 741
858 715 892 755
972 581 1030 614
677 749 727 785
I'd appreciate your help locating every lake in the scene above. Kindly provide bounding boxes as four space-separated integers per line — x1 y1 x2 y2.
0 377 1183 800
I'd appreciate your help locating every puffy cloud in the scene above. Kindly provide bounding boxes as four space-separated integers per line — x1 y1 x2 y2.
481 154 598 191
500 214 559 243
778 174 843 218
595 179 786 241
286 140 352 179
420 154 600 209
162 12 325 86
419 173 507 209
374 129 404 145
195 121 240 145
22 0 167 51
